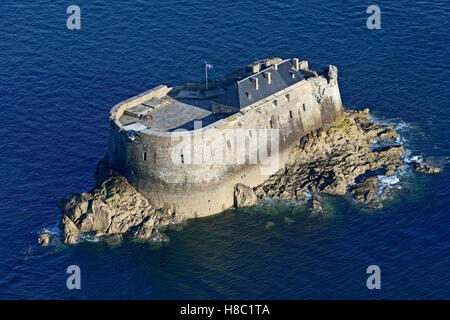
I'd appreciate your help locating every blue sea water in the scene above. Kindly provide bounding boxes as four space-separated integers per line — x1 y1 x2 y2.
0 0 449 299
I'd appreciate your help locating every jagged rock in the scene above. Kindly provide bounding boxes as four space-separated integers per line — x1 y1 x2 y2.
78 198 112 232
413 161 440 174
60 215 79 244
234 183 258 208
385 165 396 176
349 177 379 204
59 175 181 245
37 233 51 247
311 195 322 211
133 216 157 239
255 109 407 207
322 177 348 195
377 127 398 139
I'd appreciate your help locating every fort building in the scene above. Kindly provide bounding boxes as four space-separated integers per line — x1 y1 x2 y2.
107 58 344 218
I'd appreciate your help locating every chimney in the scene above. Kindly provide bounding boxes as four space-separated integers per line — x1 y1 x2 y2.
299 60 309 69
274 63 278 70
251 63 260 73
254 77 259 90
293 58 299 71
265 72 272 84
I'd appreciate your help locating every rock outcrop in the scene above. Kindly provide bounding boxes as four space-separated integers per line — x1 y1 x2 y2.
349 177 384 208
255 109 405 205
233 183 258 208
37 233 51 247
412 161 440 174
349 177 379 204
58 175 182 245
60 215 79 244
310 194 323 212
41 107 440 246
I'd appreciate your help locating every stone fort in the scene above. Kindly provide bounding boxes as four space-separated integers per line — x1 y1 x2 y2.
107 58 344 218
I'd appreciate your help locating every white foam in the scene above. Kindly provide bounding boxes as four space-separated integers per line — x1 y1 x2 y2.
303 190 312 200
371 116 410 131
377 175 401 196
40 224 61 237
170 219 186 225
393 121 410 131
77 232 100 243
404 154 423 164
379 175 400 185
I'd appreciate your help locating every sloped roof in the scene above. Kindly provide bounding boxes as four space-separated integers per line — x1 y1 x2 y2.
213 59 305 110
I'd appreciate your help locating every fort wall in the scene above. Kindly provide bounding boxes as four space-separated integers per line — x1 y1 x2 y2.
107 63 344 218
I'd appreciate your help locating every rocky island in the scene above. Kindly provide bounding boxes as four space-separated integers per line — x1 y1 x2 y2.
38 58 440 246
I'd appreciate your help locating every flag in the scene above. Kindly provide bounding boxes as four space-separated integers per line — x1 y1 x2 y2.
205 62 213 70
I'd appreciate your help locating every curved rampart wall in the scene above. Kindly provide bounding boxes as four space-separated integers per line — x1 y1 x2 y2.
107 69 343 218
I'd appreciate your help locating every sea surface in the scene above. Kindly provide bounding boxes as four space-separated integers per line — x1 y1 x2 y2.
0 0 449 299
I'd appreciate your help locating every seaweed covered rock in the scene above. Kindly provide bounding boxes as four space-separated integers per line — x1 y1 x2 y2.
412 161 440 174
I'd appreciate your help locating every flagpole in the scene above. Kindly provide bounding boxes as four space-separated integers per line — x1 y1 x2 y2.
205 62 208 91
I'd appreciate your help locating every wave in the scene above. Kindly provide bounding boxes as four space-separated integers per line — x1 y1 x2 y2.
39 223 61 237
75 232 100 243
